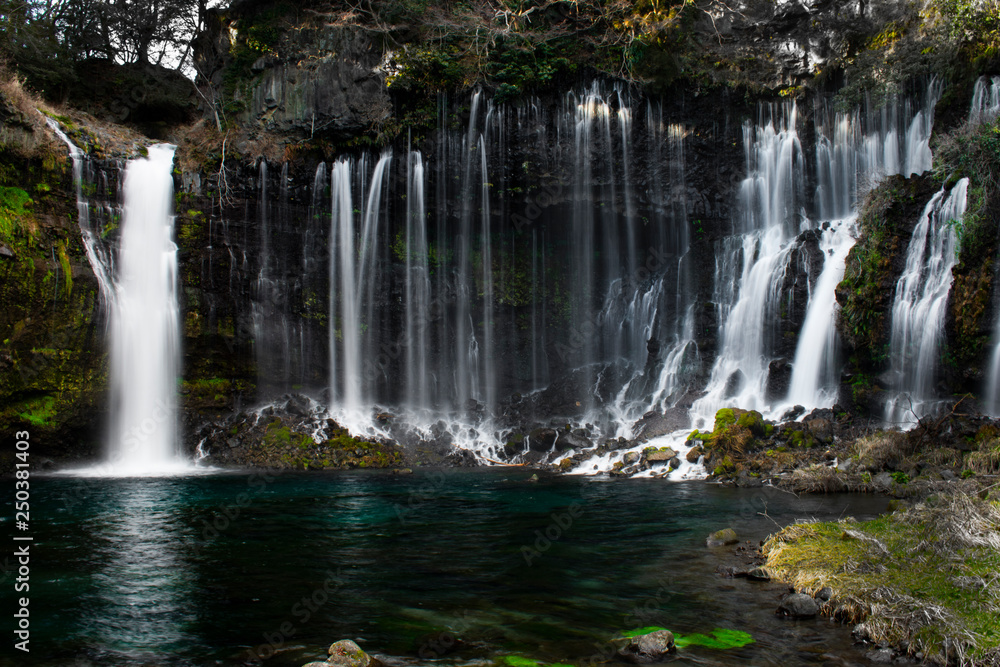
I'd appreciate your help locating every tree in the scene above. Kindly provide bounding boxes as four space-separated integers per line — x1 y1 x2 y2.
0 0 216 96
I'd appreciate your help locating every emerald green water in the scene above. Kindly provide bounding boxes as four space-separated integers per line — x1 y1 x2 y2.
4 470 885 666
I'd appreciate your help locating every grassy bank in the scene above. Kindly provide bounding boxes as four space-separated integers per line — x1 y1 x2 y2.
762 482 1000 665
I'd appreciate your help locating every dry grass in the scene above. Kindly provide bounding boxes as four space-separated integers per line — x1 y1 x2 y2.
0 63 60 156
785 465 846 493
967 438 1000 475
849 430 911 469
762 485 1000 665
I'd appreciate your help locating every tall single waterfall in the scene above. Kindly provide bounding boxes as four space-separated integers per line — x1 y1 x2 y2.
47 118 186 474
884 179 969 425
109 145 183 473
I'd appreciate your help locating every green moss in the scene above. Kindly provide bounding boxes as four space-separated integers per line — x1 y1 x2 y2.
501 657 541 667
735 410 765 436
56 240 72 296
0 186 32 246
788 430 814 448
15 395 56 426
713 408 736 430
763 497 1000 663
622 626 667 638
674 629 754 650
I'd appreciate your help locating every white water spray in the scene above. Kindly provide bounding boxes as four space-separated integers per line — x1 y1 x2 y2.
108 145 184 473
884 179 969 426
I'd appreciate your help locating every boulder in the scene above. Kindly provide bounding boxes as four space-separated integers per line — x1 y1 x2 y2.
285 394 312 417
706 527 739 547
559 430 591 450
803 417 833 444
623 451 641 465
865 648 895 664
528 428 558 451
685 446 704 463
723 370 745 398
873 472 893 490
776 593 818 618
645 447 676 462
632 408 690 441
617 629 675 663
781 405 806 421
327 640 381 667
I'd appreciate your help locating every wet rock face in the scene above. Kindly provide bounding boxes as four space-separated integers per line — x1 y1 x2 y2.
244 27 390 137
196 14 390 140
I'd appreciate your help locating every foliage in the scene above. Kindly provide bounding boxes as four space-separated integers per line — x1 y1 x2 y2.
0 186 32 246
932 0 1000 66
16 394 56 425
1 0 206 96
837 177 910 366
935 119 1000 366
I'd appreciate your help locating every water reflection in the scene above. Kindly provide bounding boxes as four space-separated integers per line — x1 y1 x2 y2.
80 480 197 663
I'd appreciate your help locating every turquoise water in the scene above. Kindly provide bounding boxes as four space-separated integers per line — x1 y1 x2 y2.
4 470 886 666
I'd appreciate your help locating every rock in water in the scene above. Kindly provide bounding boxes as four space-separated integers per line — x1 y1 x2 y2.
706 528 739 547
776 593 819 618
617 629 675 663
646 448 676 462
327 639 381 667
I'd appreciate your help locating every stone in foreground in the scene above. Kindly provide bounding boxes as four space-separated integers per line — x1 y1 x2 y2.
776 593 818 618
326 639 381 667
617 629 676 663
706 527 739 547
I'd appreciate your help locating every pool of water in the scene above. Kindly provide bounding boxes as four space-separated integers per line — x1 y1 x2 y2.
3 469 887 666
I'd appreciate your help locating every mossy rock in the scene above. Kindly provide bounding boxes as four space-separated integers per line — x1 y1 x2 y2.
714 408 737 431
735 410 766 436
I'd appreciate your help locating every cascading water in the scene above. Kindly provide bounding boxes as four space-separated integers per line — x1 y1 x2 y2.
690 103 804 424
250 77 948 476
47 119 187 474
783 218 856 409
884 178 969 425
978 75 1000 414
970 75 1000 125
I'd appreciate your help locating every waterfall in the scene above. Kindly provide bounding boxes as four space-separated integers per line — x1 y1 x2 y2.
690 103 804 424
109 145 183 472
404 150 430 411
44 119 116 305
784 219 856 409
479 135 496 411
978 78 1000 413
970 75 1000 125
48 117 187 474
227 78 952 474
328 153 392 428
884 179 969 425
